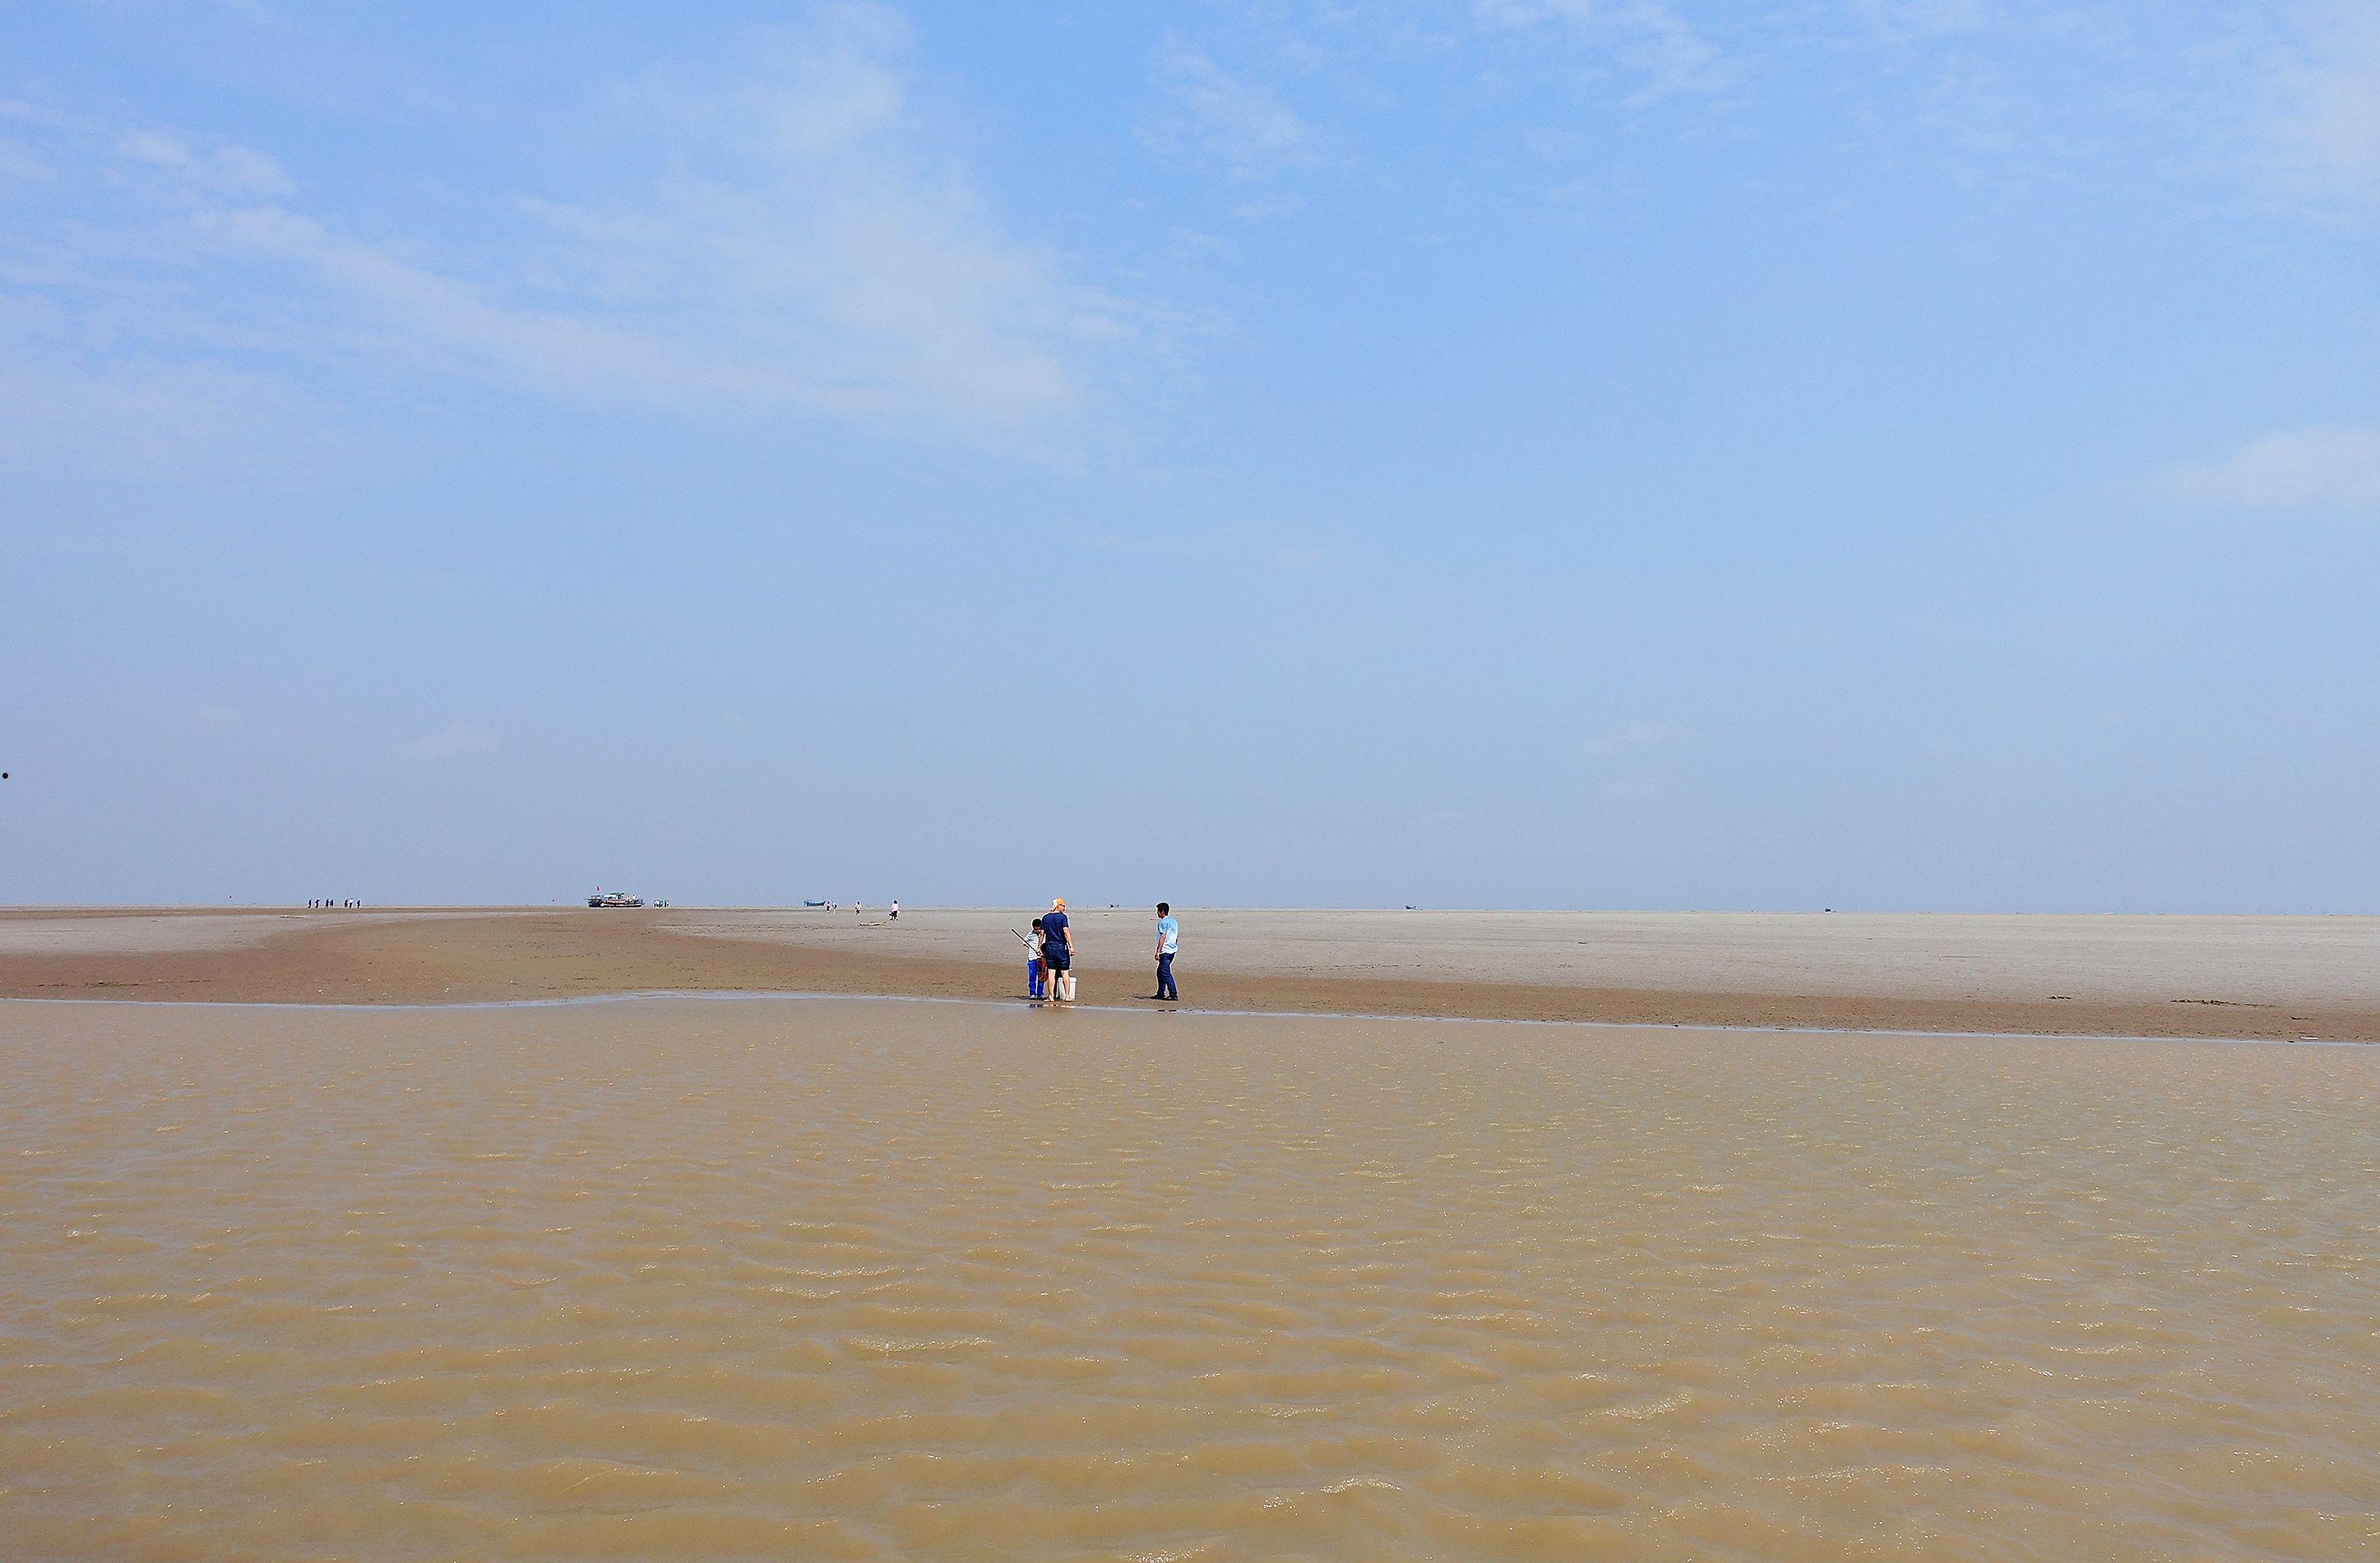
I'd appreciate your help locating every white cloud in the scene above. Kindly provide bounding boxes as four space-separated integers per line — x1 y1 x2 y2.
1150 41 1322 178
0 331 355 484
195 203 770 405
2253 1 2380 217
404 723 499 760
1581 719 1685 756
516 7 1144 432
2167 426 2380 510
1472 0 1731 99
114 127 292 200
0 136 48 189
1840 0 1993 44
0 2 1146 457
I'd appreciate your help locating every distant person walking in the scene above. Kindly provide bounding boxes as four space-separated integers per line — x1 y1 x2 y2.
1041 898 1074 1003
890 900 900 920
1151 903 1179 1001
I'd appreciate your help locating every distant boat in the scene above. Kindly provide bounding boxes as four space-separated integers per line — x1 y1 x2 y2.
803 899 831 908
587 890 643 908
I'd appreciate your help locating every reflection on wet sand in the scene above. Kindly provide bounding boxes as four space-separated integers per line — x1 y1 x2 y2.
3 997 2375 1560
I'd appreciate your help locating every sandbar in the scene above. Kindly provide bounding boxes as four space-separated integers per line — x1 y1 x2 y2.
2 905 2375 1039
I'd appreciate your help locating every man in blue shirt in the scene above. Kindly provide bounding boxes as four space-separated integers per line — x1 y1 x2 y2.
1150 902 1179 1001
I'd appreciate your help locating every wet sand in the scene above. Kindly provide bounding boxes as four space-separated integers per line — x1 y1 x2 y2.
2 906 2378 1040
4 996 2374 1560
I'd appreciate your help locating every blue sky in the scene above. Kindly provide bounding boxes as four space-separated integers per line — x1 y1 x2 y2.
4 0 2378 910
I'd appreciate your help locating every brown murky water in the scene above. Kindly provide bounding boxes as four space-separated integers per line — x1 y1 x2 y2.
3 997 2376 1561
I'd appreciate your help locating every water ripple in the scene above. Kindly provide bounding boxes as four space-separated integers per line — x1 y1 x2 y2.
2 996 2376 1561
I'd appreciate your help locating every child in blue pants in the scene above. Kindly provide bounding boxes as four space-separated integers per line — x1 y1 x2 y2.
1027 917 1047 999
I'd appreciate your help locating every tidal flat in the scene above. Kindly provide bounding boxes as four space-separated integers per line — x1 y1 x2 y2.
2 996 2374 1560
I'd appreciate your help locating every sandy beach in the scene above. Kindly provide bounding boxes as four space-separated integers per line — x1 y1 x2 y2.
5 995 2374 1560
19 6 2375 1559
2 905 2377 1039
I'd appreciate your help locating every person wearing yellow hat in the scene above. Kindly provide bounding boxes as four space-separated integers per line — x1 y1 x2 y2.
1041 897 1074 1002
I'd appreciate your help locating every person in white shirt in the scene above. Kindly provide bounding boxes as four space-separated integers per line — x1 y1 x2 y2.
1150 902 1179 1001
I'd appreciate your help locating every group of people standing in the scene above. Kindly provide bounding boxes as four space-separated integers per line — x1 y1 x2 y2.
1026 899 1181 1005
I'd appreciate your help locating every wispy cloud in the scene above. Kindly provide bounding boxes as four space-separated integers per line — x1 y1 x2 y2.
2167 426 2380 510
0 3 1146 467
1146 2 2368 234
1581 719 1685 756
1148 40 1322 179
113 126 293 200
403 723 499 760
1137 0 1740 208
1471 0 1732 100
2249 0 2380 219
0 317 355 483
1842 0 1989 39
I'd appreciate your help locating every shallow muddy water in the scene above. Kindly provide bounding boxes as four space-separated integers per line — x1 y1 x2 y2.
2 997 2375 1560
